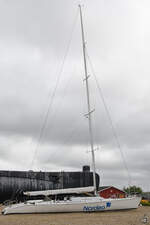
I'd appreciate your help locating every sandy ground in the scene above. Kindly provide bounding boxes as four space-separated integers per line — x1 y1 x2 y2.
0 205 149 225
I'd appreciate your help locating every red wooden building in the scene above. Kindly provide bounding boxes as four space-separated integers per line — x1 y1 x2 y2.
98 186 126 199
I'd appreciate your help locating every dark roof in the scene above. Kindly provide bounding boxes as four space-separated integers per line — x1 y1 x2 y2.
98 186 125 193
98 186 110 191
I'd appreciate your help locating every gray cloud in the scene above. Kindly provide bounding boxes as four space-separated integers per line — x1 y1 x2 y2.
0 0 150 191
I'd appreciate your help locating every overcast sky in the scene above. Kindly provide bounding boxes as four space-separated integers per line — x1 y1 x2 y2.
0 0 150 191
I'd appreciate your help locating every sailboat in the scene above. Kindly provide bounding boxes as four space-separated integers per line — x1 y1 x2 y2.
2 5 141 215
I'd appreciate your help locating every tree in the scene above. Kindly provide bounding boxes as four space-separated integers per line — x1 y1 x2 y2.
123 186 143 194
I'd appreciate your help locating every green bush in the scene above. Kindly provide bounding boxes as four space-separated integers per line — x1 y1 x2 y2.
141 201 150 206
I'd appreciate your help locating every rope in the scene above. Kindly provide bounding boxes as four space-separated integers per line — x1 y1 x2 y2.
31 9 79 169
86 49 132 187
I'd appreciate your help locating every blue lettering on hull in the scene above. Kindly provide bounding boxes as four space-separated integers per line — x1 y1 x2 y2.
83 205 105 211
106 202 111 208
83 202 111 212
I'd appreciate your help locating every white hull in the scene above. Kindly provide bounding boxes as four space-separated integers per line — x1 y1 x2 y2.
2 196 141 215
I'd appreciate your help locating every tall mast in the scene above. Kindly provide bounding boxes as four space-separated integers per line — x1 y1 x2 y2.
79 5 97 195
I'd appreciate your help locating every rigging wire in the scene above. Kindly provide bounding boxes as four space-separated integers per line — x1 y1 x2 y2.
31 9 79 169
86 49 132 187
44 72 91 166
44 117 86 163
45 68 78 133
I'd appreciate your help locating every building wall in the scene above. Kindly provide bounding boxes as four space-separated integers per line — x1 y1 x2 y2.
99 187 125 198
0 169 99 202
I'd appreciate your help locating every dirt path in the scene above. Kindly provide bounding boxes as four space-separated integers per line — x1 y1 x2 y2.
0 205 149 225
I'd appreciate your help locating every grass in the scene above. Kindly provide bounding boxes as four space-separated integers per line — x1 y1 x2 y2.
141 199 150 206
